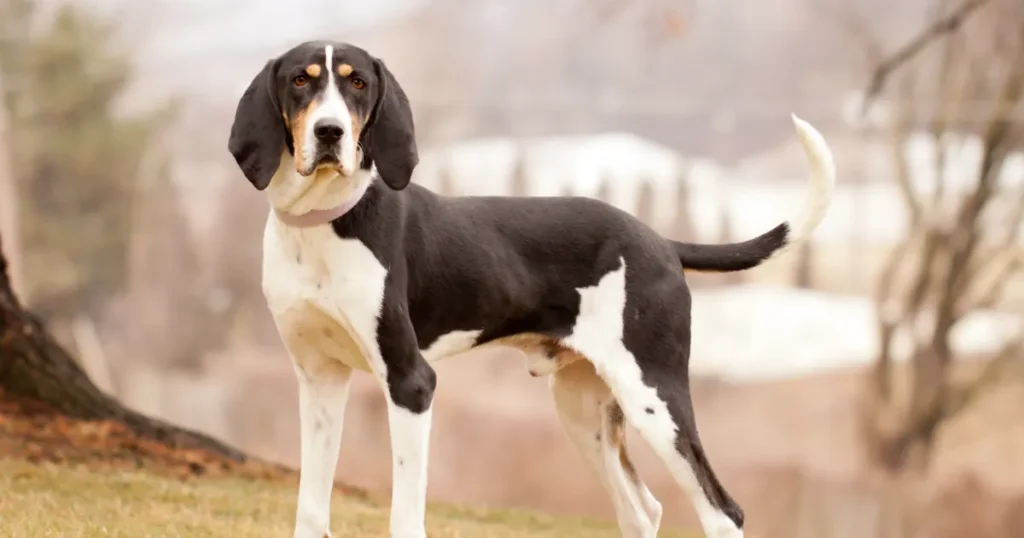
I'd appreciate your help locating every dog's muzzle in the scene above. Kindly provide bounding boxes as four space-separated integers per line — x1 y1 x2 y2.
312 118 344 167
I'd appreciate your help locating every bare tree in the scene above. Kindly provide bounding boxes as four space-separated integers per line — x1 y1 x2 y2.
595 176 613 206
437 160 459 197
0 71 20 297
510 148 530 197
0 233 250 461
635 178 656 226
669 162 697 241
858 0 1024 473
793 241 815 289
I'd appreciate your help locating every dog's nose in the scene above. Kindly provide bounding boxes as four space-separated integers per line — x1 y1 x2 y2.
313 119 345 143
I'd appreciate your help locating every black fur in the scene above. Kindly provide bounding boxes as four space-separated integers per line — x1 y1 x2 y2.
227 59 283 190
363 59 418 190
227 41 416 191
228 40 809 531
329 183 752 527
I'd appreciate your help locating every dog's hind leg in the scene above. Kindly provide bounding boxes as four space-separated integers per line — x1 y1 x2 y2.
562 259 744 538
550 359 662 538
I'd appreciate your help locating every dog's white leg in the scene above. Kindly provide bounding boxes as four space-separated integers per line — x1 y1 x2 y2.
551 360 661 538
372 308 437 538
384 400 432 538
291 353 353 538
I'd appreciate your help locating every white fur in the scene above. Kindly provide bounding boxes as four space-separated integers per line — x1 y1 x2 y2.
298 45 358 178
264 154 430 536
550 361 663 537
268 157 376 217
385 403 432 538
765 115 837 263
561 258 743 538
421 329 482 362
261 110 822 535
290 355 352 538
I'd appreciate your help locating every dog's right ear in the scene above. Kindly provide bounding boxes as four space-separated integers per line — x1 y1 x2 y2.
227 59 285 191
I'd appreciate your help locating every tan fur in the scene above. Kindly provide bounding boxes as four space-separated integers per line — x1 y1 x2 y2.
351 114 367 147
289 101 318 174
683 267 725 274
482 332 583 376
608 403 640 481
305 64 322 78
276 301 372 373
336 63 353 77
551 360 661 531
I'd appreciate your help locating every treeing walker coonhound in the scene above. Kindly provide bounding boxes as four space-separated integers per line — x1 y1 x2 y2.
227 40 836 538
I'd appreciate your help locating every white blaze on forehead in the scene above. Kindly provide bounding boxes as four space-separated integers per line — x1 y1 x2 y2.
302 44 357 176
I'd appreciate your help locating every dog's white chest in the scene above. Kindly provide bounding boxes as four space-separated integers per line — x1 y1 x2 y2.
261 215 388 374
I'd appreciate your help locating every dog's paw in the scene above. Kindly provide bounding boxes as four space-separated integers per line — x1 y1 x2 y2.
292 516 330 538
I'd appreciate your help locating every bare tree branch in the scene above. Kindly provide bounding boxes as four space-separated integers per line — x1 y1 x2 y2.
891 76 925 227
861 0 991 117
873 77 929 402
0 70 20 298
817 0 884 67
998 179 1024 245
942 52 1024 313
944 332 1024 419
958 250 1023 314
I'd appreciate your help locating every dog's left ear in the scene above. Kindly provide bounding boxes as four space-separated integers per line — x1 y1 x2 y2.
364 58 418 190
227 59 285 191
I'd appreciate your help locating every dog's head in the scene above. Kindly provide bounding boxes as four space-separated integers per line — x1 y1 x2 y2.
227 41 417 208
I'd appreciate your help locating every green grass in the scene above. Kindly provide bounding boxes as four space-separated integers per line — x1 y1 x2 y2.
0 458 696 537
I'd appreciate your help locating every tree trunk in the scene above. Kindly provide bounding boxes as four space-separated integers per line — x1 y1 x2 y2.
793 241 814 289
0 234 248 461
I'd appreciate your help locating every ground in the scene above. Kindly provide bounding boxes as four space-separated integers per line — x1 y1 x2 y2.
2 459 701 538
0 388 696 537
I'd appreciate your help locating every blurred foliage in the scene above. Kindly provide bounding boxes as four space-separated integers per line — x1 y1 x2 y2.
0 1 176 318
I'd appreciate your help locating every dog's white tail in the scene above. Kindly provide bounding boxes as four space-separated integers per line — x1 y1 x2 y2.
671 114 836 273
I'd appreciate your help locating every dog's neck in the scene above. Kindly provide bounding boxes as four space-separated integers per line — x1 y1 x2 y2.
272 177 372 228
267 157 376 228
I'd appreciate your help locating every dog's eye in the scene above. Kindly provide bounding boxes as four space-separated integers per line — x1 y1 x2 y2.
351 77 366 90
293 75 309 87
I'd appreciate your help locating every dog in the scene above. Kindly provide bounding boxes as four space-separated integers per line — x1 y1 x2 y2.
227 40 835 538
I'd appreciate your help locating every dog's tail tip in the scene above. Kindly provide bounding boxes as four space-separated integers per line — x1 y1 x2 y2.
786 113 837 243
673 114 836 274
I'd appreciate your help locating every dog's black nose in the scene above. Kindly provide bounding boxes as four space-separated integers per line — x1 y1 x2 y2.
313 119 345 143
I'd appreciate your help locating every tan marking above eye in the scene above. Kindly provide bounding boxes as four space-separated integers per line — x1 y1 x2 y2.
305 64 322 77
337 63 354 77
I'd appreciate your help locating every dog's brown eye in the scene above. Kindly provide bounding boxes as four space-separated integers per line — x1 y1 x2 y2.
293 75 309 87
351 77 366 90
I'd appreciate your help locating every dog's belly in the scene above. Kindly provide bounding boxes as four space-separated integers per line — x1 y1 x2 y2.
419 329 585 377
262 217 388 374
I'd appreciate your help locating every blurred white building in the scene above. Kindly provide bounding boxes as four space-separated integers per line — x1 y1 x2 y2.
414 133 738 240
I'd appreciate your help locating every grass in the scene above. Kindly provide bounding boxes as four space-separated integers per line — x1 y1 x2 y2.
0 458 697 537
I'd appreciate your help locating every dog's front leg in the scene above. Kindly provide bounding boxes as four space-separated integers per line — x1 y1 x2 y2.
374 302 436 538
291 352 353 538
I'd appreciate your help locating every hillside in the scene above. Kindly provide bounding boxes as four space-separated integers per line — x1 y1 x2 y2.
0 459 702 537
0 389 696 537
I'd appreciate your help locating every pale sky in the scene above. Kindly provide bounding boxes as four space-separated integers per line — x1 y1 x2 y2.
53 0 424 106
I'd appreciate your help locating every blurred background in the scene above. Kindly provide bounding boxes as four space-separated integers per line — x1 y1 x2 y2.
1 0 1023 536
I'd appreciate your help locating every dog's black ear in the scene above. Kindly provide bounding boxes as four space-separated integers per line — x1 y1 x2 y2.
364 59 418 190
228 59 285 191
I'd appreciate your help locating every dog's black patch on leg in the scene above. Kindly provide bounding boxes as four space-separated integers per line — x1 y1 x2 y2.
621 269 746 531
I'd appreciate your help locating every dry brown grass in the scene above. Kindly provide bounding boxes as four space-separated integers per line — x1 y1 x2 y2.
0 458 699 538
